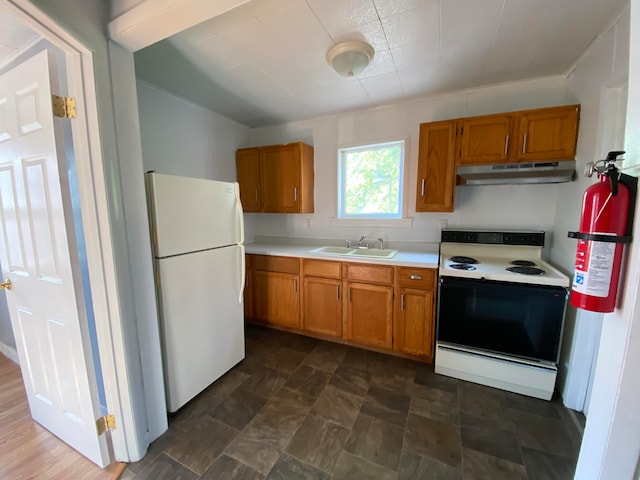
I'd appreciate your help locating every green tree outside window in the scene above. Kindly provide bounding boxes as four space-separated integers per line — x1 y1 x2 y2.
339 141 404 219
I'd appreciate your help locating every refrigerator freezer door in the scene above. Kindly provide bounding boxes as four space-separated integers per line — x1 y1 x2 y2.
146 172 244 257
156 245 245 412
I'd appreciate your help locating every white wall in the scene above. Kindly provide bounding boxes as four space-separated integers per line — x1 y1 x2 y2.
247 76 574 244
137 81 251 180
575 0 640 476
551 7 630 409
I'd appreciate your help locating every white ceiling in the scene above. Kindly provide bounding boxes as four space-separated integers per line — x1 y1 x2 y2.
134 0 626 127
0 1 626 128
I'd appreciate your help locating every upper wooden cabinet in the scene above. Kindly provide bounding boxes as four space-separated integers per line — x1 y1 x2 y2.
456 104 580 166
415 120 456 213
417 104 580 212
236 148 262 212
236 142 314 214
458 114 513 165
513 105 580 162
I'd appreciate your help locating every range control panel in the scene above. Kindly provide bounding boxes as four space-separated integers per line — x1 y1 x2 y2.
441 229 545 247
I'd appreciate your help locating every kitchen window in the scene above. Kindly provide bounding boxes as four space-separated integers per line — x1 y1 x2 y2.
337 140 405 220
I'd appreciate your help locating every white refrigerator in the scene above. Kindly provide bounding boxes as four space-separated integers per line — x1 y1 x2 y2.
145 172 246 413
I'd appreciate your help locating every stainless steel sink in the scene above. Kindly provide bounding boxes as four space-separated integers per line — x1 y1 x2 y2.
309 246 398 259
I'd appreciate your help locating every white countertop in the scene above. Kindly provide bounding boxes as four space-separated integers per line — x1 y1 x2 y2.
244 236 440 268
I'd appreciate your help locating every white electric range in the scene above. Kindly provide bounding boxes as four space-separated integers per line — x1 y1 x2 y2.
435 229 570 400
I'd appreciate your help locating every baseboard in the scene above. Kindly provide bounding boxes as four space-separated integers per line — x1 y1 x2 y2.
0 341 19 364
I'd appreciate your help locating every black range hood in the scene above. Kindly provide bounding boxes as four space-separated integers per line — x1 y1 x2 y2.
457 160 576 185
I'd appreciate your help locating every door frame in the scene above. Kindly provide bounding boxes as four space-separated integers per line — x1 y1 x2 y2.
3 0 134 462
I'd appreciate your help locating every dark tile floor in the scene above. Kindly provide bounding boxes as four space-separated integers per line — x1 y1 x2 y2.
122 325 584 480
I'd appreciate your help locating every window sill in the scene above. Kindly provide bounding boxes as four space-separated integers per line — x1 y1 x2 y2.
329 218 414 228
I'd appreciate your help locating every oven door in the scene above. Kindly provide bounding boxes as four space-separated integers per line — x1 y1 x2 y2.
437 276 568 364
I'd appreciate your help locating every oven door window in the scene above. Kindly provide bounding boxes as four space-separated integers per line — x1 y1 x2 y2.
437 277 567 363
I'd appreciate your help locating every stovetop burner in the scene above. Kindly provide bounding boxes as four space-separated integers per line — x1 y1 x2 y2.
449 256 478 264
450 263 477 271
506 266 546 275
511 260 537 267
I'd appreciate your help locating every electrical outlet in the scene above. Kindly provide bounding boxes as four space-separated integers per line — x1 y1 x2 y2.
439 219 448 230
304 218 312 229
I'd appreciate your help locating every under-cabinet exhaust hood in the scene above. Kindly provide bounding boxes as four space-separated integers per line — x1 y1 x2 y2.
457 160 576 185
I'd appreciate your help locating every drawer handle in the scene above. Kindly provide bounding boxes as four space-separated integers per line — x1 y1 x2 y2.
409 274 423 280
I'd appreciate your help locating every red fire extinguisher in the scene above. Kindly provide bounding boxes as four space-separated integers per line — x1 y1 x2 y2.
568 151 637 313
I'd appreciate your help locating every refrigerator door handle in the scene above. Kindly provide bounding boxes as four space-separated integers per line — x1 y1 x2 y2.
234 182 245 244
238 244 246 304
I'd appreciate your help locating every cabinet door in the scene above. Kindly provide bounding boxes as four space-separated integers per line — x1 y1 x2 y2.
303 277 342 337
253 271 300 328
515 105 580 162
345 282 393 349
394 287 434 360
459 115 513 165
416 120 456 212
262 144 301 213
236 148 262 212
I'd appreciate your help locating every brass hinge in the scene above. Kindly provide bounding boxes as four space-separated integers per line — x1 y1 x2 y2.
52 95 77 119
96 414 116 435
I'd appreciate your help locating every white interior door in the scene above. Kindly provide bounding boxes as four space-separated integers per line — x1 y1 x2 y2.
0 50 109 466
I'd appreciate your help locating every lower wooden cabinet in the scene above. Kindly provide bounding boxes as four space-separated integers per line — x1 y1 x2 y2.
253 271 300 329
344 282 393 349
250 255 301 329
394 287 434 359
303 277 342 337
245 254 436 362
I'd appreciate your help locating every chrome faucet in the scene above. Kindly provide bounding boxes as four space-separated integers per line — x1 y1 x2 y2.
357 234 368 248
377 238 384 249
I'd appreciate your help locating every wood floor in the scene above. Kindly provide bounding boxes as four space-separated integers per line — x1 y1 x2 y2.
0 353 126 480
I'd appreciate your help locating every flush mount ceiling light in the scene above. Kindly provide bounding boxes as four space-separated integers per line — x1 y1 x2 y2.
326 40 375 77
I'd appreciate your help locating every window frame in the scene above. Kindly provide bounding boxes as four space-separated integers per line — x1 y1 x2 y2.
337 139 406 220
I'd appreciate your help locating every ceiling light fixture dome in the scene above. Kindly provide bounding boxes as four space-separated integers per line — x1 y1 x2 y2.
326 40 375 77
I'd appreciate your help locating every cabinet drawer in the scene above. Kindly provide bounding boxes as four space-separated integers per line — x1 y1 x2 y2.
252 255 299 274
397 267 436 290
302 259 341 279
343 263 393 285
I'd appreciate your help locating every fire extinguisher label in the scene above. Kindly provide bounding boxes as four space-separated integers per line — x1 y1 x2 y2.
573 235 615 297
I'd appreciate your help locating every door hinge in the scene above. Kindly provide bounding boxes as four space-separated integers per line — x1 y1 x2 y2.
52 95 77 119
96 414 116 435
